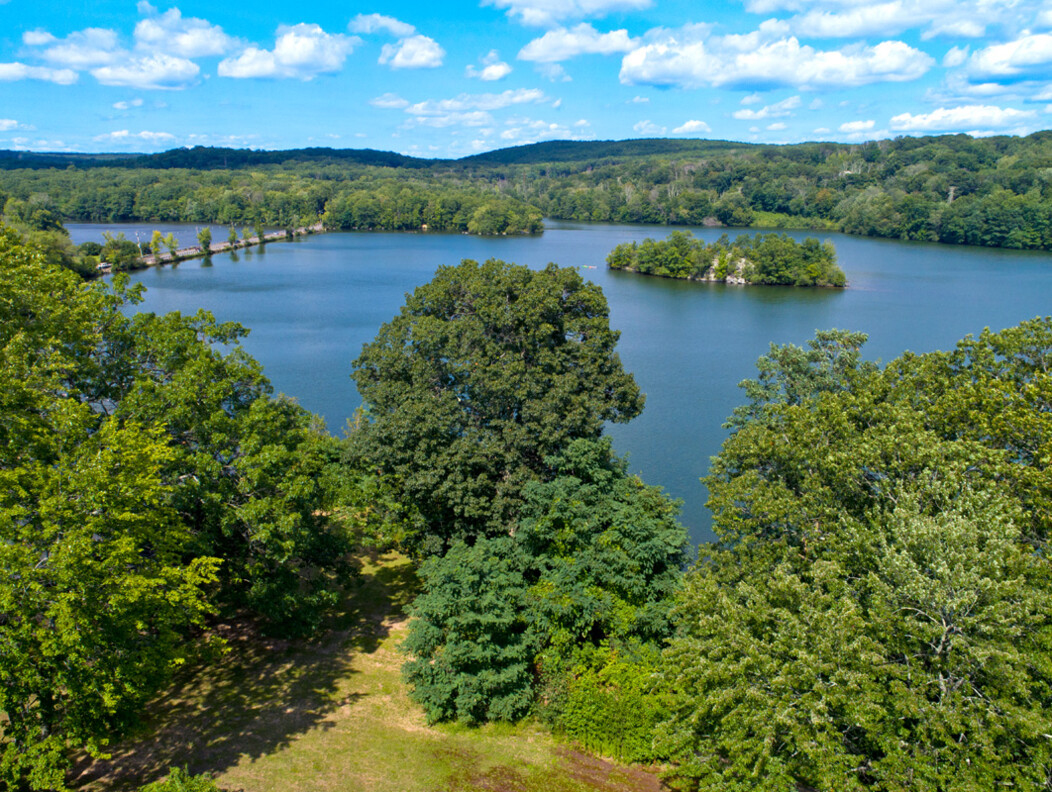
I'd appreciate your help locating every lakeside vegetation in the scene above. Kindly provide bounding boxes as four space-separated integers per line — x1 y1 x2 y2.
606 230 846 287
4 220 1052 791
4 131 1052 270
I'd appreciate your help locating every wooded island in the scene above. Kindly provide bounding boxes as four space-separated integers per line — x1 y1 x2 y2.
606 230 847 287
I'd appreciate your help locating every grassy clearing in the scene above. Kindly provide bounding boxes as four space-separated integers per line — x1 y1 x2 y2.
72 550 663 792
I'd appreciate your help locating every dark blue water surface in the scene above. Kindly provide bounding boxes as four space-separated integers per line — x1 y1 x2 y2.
81 221 1052 544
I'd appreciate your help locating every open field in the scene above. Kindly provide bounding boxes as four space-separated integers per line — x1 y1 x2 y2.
72 550 663 792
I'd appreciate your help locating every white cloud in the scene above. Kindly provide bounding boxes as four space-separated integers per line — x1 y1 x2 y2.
791 2 930 38
537 63 572 81
466 50 512 80
134 5 237 57
839 119 875 132
379 35 445 69
92 54 199 89
370 92 410 108
499 117 594 146
93 129 176 143
0 119 18 131
518 24 635 62
890 104 1037 131
809 97 823 109
943 45 969 67
406 111 494 128
22 30 56 46
349 13 416 37
967 33 1052 80
672 119 711 134
113 98 145 109
766 122 787 130
633 119 666 135
733 94 801 119
0 62 78 84
620 27 934 90
630 95 649 103
740 92 762 105
218 24 355 79
483 0 652 27
28 27 123 68
406 88 547 115
755 0 1041 40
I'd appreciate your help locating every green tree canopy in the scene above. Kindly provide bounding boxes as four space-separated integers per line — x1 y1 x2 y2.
352 258 643 554
658 323 1052 791
0 227 348 789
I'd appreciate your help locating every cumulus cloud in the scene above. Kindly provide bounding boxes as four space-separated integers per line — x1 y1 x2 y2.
349 13 417 37
93 129 176 143
943 45 969 67
379 35 445 69
966 33 1052 81
92 54 199 89
620 26 934 90
766 122 787 130
537 63 572 81
0 62 78 84
406 111 493 128
0 119 19 131
755 0 1041 40
518 24 635 62
500 117 593 145
839 119 875 132
22 30 56 46
890 104 1037 131
466 50 512 80
484 0 652 27
732 94 801 119
27 27 123 68
672 119 711 134
406 88 547 115
218 24 355 80
134 4 237 57
370 92 410 108
113 97 145 109
633 119 666 135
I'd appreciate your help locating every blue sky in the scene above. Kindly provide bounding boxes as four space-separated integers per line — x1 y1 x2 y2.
1 0 1050 157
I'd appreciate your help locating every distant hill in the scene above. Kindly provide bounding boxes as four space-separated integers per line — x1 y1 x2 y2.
453 138 757 165
0 139 767 172
0 146 435 171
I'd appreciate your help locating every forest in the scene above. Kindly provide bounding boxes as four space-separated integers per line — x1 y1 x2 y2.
3 222 1051 791
606 230 846 286
3 131 1052 258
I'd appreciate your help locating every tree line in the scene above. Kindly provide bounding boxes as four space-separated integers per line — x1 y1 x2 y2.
5 131 1052 258
606 230 847 286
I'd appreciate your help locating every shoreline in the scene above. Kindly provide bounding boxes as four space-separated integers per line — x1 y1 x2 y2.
99 222 326 275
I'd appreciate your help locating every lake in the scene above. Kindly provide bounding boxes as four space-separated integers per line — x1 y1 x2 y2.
72 221 1052 545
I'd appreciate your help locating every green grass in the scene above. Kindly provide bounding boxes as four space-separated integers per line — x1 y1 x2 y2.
72 550 662 792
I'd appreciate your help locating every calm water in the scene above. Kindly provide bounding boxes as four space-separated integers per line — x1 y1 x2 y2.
85 221 1052 545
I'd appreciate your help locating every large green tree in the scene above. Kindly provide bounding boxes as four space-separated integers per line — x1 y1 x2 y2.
352 258 643 553
658 324 1052 791
0 227 347 788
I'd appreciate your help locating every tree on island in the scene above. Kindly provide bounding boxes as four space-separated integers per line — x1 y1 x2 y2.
196 226 212 255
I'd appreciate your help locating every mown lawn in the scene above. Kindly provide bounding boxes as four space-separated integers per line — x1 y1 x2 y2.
72 550 663 792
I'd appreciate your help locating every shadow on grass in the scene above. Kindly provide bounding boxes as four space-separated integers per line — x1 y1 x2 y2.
71 551 419 791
